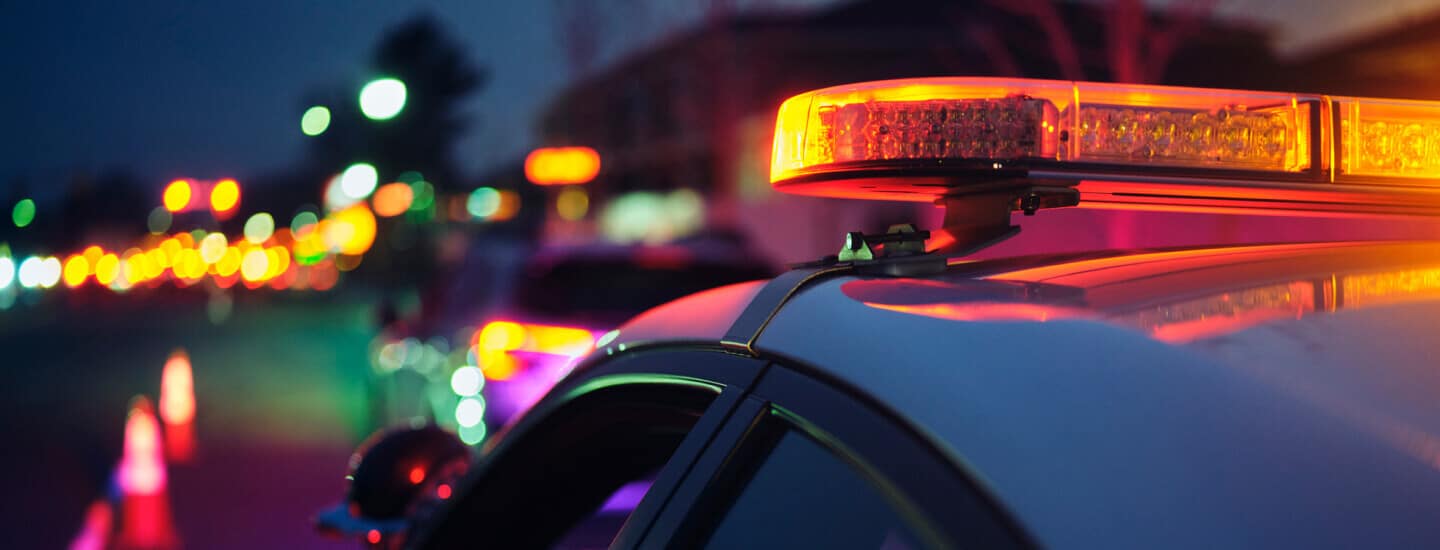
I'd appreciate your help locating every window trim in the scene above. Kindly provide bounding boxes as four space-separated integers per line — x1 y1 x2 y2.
409 347 765 550
640 358 1036 550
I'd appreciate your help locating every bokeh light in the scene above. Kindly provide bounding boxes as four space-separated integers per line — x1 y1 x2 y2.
0 256 14 289
63 255 89 288
524 147 601 185
324 204 377 255
450 366 484 396
12 198 35 228
291 211 320 234
94 254 119 286
244 213 275 244
38 257 61 288
459 423 487 446
300 105 331 136
340 163 379 200
240 249 269 282
467 187 501 220
147 207 172 234
17 256 42 288
372 182 414 217
359 78 407 120
210 179 240 214
455 397 485 428
216 247 242 277
198 233 228 264
556 187 589 221
477 321 526 352
163 180 193 212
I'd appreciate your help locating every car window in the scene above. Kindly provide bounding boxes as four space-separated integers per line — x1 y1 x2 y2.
413 382 718 549
686 424 925 549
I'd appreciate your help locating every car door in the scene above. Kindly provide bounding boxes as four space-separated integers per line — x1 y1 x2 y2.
636 361 1034 550
408 349 763 550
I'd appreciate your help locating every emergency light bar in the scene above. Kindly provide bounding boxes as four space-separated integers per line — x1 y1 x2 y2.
770 78 1440 216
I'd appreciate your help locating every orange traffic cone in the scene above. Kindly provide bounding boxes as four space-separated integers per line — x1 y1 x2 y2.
114 397 180 550
67 498 112 550
159 350 196 463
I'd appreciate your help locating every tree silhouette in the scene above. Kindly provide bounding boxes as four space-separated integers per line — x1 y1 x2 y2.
369 15 486 192
303 14 485 193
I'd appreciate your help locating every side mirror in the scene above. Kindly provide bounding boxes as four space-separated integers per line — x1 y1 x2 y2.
315 425 472 548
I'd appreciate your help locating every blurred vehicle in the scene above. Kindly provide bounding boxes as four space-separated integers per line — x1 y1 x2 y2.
366 234 776 439
329 77 1440 549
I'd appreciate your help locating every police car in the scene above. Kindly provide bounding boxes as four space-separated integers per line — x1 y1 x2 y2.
322 78 1440 549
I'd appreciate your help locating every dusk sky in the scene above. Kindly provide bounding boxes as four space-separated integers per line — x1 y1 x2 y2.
4 0 1439 196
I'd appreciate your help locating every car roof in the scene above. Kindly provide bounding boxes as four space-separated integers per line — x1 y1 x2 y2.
608 239 1440 548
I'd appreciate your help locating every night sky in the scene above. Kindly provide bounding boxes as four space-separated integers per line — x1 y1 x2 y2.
4 0 1437 196
1 1 570 194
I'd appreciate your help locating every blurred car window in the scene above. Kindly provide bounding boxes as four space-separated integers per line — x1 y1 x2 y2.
416 383 716 549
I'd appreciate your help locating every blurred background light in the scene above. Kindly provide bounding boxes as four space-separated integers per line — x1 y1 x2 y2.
359 78 407 120
199 233 228 264
163 180 193 212
300 106 331 136
291 211 319 235
408 180 435 213
210 179 240 214
240 249 269 282
466 187 500 220
340 163 379 200
244 213 275 244
63 255 89 288
458 423 486 446
0 256 14 289
17 256 42 289
324 204 377 255
147 207 172 234
454 396 485 427
524 147 600 185
449 366 483 396
555 186 589 221
94 254 119 286
38 256 62 288
372 182 414 217
12 198 35 228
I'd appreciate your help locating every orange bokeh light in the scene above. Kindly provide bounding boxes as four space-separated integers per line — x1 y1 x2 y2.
163 180 192 212
524 147 601 185
372 182 414 217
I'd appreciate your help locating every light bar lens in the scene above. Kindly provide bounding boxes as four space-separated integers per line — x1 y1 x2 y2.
1337 98 1440 180
772 78 1313 183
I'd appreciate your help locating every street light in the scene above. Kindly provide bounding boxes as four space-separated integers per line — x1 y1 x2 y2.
359 78 407 121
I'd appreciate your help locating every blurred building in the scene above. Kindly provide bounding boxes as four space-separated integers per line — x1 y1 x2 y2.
1273 9 1440 100
536 0 1288 261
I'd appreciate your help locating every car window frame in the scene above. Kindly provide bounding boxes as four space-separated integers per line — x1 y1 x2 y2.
408 347 765 550
638 358 1036 550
